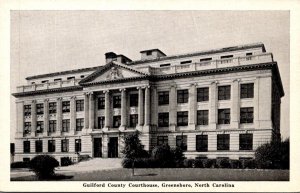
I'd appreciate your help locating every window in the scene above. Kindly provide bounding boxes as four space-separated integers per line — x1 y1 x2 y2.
62 119 70 132
49 102 57 114
177 89 188 103
196 135 208 152
113 116 121 128
48 140 55 152
160 63 170 67
157 136 168 146
80 75 85 78
61 139 69 152
113 96 121 108
36 121 44 133
200 57 212 62
24 105 31 116
240 107 254 123
62 101 70 113
197 110 209 125
176 135 187 151
246 53 253 60
24 122 31 134
177 111 188 126
98 117 105 129
41 80 49 83
130 94 138 107
146 51 152 56
54 78 62 81
218 109 230 124
23 141 30 153
158 112 169 127
76 118 84 131
197 87 209 102
220 55 233 59
180 60 192 64
98 97 105 109
36 103 44 115
240 83 254 98
35 140 43 153
239 134 253 150
217 134 230 150
76 100 84 112
218 85 231 100
158 91 169 105
49 120 56 133
67 76 75 80
129 114 138 127
75 139 81 152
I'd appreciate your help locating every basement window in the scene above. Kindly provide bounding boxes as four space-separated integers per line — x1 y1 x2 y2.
200 58 212 62
180 60 192 64
54 78 62 81
67 76 75 80
160 63 171 67
220 55 233 59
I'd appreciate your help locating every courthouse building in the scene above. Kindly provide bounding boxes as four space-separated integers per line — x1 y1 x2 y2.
12 42 284 163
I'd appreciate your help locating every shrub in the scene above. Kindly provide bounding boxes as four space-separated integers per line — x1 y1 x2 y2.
255 139 289 169
206 159 217 168
172 147 185 167
11 161 29 168
122 158 132 168
122 131 149 159
193 159 204 168
243 159 256 169
229 160 242 169
29 155 59 179
60 157 73 166
183 159 194 168
217 158 231 168
152 144 175 167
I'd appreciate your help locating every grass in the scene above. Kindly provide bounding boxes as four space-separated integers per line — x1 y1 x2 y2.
11 168 289 181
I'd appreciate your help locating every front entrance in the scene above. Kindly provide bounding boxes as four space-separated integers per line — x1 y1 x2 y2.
108 137 118 158
93 138 102 157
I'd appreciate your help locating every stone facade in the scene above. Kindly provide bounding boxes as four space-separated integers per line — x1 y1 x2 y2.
12 43 284 164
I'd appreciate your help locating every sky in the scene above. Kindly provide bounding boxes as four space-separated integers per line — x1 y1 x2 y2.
10 10 290 142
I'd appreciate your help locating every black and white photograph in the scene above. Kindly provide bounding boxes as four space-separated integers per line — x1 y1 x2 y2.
1 0 300 192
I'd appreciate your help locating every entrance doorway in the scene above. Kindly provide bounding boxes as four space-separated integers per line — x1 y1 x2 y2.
93 138 102 157
108 137 118 158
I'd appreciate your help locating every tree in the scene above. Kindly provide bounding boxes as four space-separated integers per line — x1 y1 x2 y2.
255 138 289 169
122 131 149 175
29 155 59 180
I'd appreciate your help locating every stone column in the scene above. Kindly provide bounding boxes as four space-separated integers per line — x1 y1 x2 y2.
104 90 111 129
120 88 127 130
188 83 197 129
70 96 76 134
144 86 151 132
138 87 144 126
43 99 49 136
84 93 89 130
231 79 240 129
89 92 95 130
169 85 177 131
16 101 24 138
209 81 218 129
151 86 158 127
31 100 37 137
56 97 62 134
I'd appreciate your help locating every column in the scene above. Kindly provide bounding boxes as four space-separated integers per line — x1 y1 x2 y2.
144 86 151 132
231 79 240 129
169 85 176 131
188 83 197 129
254 78 259 129
209 81 217 129
104 90 111 129
56 97 62 134
16 101 24 138
120 88 127 130
138 87 144 126
151 86 158 127
31 100 37 137
70 96 76 134
84 93 89 129
89 92 95 130
43 99 49 136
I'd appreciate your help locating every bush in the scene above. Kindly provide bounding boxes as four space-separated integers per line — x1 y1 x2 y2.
152 144 175 167
229 160 242 169
206 159 217 168
217 158 231 168
29 155 59 179
183 159 194 168
172 147 185 167
243 159 256 169
11 161 29 168
60 157 73 166
255 139 289 169
193 159 204 168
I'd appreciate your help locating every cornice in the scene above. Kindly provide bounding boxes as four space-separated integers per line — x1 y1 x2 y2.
12 86 83 97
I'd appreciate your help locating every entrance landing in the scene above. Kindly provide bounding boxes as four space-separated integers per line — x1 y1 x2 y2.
56 158 123 173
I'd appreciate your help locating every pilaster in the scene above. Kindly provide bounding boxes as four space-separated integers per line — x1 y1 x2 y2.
188 83 197 130
89 92 95 131
43 99 49 136
169 85 177 131
231 79 240 129
138 87 144 126
56 97 62 134
70 96 76 135
209 81 218 130
104 90 111 130
31 100 37 137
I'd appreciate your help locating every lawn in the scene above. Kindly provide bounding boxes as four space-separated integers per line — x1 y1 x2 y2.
11 168 289 181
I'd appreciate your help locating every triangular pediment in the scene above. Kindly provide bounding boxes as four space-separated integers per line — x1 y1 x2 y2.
79 61 149 84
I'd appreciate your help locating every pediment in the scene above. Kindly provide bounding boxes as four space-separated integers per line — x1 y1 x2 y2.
80 61 148 84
